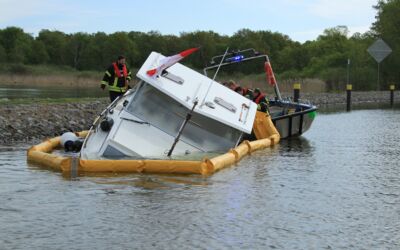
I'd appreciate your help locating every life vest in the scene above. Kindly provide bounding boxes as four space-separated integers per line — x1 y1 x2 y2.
112 62 128 78
254 93 266 104
108 63 128 92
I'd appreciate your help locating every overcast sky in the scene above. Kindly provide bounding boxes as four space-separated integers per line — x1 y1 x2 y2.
0 0 378 43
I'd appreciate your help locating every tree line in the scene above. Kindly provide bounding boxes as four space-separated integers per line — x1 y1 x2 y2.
0 0 398 91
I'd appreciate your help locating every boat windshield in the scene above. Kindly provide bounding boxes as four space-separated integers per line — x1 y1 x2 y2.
126 83 242 152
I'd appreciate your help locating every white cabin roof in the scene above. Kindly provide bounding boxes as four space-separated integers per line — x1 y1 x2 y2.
136 52 257 134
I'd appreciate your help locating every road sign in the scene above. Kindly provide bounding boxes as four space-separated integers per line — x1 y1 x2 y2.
367 38 392 63
367 38 392 90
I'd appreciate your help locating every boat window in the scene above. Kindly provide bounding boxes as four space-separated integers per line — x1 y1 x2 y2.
127 83 186 138
181 112 242 151
103 145 127 158
126 83 242 151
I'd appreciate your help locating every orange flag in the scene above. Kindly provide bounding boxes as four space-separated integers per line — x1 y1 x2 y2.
147 47 199 77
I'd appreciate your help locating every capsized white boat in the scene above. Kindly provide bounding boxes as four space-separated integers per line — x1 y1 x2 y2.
81 50 258 160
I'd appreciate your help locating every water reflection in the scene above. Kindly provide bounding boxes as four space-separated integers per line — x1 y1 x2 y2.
279 136 313 156
91 175 210 189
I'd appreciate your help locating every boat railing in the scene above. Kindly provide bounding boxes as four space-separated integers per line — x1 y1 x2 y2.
203 48 283 102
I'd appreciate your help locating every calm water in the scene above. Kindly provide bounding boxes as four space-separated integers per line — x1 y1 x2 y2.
0 85 106 99
1 109 399 249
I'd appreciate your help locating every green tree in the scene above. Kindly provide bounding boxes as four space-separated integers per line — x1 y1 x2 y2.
79 32 109 70
180 31 227 68
347 32 376 90
103 32 138 69
0 26 33 63
128 31 167 68
37 30 67 65
2 19 396 92
277 42 308 73
64 32 90 69
0 44 6 63
26 40 49 64
228 29 295 73
300 26 351 90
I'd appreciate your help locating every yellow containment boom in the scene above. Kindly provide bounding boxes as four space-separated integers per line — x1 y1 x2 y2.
27 112 280 176
252 111 280 140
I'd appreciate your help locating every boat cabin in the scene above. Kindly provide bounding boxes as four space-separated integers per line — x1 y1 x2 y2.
81 52 258 160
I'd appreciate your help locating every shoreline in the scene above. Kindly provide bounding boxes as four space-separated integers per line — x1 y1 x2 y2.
0 91 398 144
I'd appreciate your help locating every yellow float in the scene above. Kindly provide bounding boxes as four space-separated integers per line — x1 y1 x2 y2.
27 112 279 176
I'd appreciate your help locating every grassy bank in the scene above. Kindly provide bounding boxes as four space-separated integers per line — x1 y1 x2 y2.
0 64 103 87
0 63 100 76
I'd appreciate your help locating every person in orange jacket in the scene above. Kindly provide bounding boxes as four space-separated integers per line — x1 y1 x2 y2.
253 88 270 113
101 55 132 102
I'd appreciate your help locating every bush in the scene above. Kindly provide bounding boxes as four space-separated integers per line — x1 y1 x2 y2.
8 64 31 75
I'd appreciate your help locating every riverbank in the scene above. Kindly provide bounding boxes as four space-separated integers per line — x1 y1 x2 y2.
0 99 108 144
0 91 398 144
0 64 102 87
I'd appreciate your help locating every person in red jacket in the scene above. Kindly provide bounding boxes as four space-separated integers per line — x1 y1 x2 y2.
253 88 270 113
101 55 132 102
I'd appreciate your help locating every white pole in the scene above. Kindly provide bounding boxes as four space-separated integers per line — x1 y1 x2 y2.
200 47 229 107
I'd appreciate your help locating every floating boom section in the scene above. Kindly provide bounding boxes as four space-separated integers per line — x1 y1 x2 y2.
252 111 280 140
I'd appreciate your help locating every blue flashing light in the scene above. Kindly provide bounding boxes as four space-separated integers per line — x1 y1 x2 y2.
225 55 244 62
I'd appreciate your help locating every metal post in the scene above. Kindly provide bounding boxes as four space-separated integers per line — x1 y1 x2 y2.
347 58 350 87
377 63 380 91
346 84 352 112
293 83 300 102
390 85 395 107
